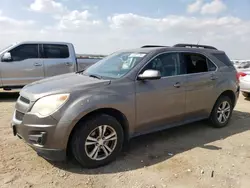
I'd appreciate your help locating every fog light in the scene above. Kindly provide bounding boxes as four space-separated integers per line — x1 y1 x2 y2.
29 132 47 145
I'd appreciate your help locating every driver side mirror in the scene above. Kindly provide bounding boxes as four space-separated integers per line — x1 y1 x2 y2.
2 52 12 62
138 69 161 80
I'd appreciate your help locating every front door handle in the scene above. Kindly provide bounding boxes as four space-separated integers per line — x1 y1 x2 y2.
174 82 181 88
34 62 42 66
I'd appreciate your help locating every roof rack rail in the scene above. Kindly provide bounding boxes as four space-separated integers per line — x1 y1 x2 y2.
173 43 217 50
141 45 168 48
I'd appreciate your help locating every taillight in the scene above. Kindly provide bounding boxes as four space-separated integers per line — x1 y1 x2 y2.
237 72 247 82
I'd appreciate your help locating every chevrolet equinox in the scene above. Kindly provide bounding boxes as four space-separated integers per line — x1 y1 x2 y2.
11 44 240 168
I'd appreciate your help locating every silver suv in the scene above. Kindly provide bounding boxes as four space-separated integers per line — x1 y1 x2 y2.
11 44 240 168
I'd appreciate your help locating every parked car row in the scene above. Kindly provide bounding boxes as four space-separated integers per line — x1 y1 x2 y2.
232 59 250 69
0 41 102 90
11 43 240 168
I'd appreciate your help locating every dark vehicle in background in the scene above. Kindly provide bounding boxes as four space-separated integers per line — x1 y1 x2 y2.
12 43 239 168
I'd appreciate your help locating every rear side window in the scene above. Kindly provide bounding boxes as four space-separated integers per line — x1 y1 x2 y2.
9 44 38 61
42 44 69 59
212 53 233 67
180 53 208 74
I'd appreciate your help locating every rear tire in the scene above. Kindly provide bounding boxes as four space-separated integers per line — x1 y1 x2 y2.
71 114 124 168
209 96 233 128
242 92 250 98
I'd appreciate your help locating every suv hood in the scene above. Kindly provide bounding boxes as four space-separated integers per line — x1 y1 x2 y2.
20 73 111 101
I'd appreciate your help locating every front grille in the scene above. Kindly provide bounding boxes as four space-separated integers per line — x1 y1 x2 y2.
19 96 30 104
15 110 25 121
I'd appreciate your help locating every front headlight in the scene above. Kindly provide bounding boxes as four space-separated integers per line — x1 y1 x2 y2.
30 94 70 117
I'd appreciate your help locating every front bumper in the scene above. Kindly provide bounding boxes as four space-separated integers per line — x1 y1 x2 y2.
11 118 67 162
11 94 70 162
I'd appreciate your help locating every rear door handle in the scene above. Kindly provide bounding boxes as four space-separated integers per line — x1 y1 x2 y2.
210 74 218 80
34 62 42 66
174 82 181 88
65 62 72 66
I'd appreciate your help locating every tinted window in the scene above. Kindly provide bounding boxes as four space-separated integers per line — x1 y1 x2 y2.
43 44 69 58
181 53 208 74
9 44 38 61
212 53 233 67
141 53 184 77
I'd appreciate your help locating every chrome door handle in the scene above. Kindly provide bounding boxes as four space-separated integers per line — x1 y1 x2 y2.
174 82 181 88
210 74 217 80
65 62 72 66
34 62 42 66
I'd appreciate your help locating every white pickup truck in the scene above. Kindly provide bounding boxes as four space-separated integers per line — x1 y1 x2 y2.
0 41 103 90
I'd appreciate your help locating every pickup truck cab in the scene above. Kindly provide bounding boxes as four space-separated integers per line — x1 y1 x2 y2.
0 41 100 89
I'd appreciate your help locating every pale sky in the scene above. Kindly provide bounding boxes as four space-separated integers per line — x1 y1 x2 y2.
0 0 249 59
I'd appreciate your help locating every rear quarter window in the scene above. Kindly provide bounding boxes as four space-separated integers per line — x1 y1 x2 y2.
212 53 234 67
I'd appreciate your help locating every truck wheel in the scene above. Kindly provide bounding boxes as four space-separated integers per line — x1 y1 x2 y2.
209 96 233 128
242 92 250 98
71 114 124 168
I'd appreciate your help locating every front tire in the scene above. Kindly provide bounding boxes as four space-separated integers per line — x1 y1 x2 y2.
242 92 250 98
209 96 233 128
71 114 124 168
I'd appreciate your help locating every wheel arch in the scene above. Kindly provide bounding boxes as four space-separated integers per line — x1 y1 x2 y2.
218 90 236 107
210 90 236 115
66 108 130 156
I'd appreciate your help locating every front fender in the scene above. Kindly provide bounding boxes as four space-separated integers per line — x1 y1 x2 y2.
54 91 136 149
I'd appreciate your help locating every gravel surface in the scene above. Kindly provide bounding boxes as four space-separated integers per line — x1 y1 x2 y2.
0 90 250 188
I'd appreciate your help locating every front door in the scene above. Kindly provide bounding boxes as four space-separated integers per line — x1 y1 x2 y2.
180 52 218 119
41 44 76 77
135 52 186 134
0 44 44 87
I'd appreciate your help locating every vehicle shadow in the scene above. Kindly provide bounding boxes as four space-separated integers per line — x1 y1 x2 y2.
50 110 250 174
0 91 19 102
244 97 250 102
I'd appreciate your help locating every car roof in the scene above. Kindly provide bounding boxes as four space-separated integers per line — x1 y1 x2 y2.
121 46 224 54
16 41 73 45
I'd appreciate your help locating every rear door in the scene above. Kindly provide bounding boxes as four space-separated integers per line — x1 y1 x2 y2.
0 44 44 86
180 52 218 120
41 44 76 77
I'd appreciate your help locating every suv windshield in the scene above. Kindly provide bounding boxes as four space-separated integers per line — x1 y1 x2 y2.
83 51 147 79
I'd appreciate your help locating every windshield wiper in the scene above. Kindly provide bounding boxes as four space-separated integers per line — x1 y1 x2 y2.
76 69 86 74
89 74 102 79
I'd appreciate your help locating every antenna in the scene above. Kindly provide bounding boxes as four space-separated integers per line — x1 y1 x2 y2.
197 36 202 45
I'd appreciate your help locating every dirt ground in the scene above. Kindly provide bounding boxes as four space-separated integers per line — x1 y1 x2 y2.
0 90 250 188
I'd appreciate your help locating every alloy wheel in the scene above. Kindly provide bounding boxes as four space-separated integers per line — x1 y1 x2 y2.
85 125 117 161
217 101 231 124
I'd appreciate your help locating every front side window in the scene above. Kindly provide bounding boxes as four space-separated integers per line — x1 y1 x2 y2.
9 44 38 61
43 44 69 59
84 52 147 79
141 53 184 77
